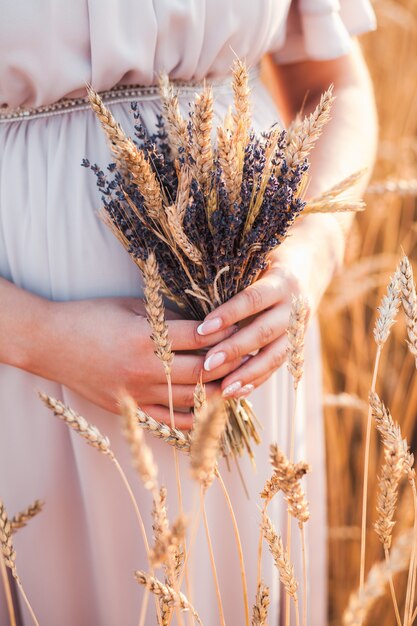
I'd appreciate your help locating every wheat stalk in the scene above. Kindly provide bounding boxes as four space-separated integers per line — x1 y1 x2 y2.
134 571 202 624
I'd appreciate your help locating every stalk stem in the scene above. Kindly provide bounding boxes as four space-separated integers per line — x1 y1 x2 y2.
111 455 163 626
286 387 299 626
201 488 226 626
404 479 417 626
166 373 190 626
359 345 382 619
15 577 39 626
383 547 402 626
300 525 307 626
0 553 16 626
215 468 250 626
256 501 268 593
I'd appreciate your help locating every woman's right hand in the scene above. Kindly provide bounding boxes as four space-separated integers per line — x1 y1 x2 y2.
6 287 240 429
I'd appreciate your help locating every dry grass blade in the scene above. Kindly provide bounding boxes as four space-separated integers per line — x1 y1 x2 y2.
373 270 401 347
261 512 299 600
134 571 203 624
190 86 214 189
86 85 163 218
190 401 227 488
252 581 270 625
120 395 157 491
136 405 191 452
39 393 111 454
399 255 417 366
285 87 334 168
343 531 413 626
10 500 44 533
142 253 174 375
287 296 309 389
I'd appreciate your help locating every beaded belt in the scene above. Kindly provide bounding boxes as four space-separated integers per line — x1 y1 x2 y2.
0 67 260 124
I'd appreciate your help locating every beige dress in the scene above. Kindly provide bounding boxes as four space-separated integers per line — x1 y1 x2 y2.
0 1 375 624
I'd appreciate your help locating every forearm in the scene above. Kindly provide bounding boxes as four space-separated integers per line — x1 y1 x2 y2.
0 277 50 369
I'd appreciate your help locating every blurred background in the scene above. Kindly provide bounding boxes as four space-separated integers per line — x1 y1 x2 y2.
320 0 417 622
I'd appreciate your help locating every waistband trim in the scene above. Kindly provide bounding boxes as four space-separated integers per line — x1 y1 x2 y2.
0 66 260 124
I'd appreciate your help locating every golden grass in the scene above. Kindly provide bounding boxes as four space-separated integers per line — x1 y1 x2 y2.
321 2 417 622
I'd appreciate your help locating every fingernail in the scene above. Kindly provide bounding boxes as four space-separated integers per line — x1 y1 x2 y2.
242 355 250 364
197 317 222 336
222 381 242 398
248 348 259 356
236 384 254 398
204 351 227 372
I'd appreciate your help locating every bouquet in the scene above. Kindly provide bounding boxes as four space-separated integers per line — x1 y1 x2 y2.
83 61 364 462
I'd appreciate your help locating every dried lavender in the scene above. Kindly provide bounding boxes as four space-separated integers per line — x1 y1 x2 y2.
85 64 337 460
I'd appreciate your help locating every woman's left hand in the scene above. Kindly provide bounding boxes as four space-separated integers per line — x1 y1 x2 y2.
196 216 344 399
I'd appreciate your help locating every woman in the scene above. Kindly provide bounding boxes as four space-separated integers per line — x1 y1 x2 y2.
0 1 377 624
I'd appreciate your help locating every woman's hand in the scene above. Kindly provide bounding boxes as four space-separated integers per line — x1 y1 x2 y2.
197 214 345 398
2 280 242 429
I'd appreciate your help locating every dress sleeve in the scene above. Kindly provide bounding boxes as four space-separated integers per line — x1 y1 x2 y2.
271 0 376 64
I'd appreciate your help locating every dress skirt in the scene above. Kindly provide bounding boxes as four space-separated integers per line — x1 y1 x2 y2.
0 75 327 626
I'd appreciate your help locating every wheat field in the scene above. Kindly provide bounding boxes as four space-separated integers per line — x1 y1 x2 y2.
321 1 417 623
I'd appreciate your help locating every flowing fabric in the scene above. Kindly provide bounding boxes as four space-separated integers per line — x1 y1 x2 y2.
0 1 375 624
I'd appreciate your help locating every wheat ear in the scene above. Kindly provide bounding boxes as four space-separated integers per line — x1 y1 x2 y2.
136 405 191 452
190 400 227 489
374 270 401 347
232 59 251 172
1 500 39 626
285 87 334 169
10 500 44 533
190 86 214 189
86 86 163 219
399 255 417 366
134 571 202 625
159 74 189 162
367 178 417 196
252 582 270 626
261 512 300 626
